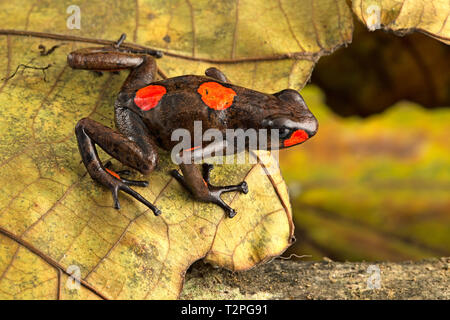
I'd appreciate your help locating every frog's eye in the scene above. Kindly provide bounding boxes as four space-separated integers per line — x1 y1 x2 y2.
279 127 291 139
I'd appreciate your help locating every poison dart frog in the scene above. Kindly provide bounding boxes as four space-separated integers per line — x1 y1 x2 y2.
68 34 318 218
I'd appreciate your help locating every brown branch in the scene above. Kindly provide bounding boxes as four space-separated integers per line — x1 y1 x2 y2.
185 0 196 57
134 0 139 42
0 29 321 63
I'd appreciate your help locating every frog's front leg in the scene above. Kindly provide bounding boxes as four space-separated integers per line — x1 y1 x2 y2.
171 163 248 218
75 116 161 215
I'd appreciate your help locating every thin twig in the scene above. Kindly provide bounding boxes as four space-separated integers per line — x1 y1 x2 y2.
38 43 64 56
2 63 52 82
0 29 322 63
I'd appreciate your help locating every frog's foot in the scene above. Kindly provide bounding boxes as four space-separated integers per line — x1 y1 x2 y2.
109 178 161 216
170 163 248 218
202 163 248 218
103 162 160 215
104 161 148 187
75 117 160 216
202 163 248 194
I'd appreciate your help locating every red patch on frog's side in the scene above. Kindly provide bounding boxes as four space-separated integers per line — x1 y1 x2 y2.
197 82 236 110
134 85 167 111
283 129 309 147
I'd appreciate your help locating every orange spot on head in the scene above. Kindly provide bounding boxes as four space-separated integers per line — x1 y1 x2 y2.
283 129 309 147
105 168 121 180
197 82 236 110
134 85 167 111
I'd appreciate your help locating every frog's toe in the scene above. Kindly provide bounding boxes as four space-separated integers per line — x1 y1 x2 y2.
104 163 147 186
239 181 248 194
120 184 161 216
121 178 149 187
227 208 237 218
116 169 132 176
109 181 160 216
111 186 121 210
220 202 237 218
210 194 238 218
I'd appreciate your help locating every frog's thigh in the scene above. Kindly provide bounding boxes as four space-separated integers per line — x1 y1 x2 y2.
76 116 158 175
114 106 159 171
68 48 157 92
68 48 144 71
178 163 210 200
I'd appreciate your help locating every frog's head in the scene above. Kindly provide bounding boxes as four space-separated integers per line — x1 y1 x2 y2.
262 89 318 149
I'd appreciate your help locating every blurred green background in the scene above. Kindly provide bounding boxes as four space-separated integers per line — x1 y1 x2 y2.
281 84 450 261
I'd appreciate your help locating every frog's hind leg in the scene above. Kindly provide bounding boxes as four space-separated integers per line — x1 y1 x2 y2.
171 163 248 218
75 114 161 215
67 43 157 92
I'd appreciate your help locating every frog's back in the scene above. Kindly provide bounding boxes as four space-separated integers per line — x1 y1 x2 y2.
130 75 230 114
155 75 213 93
131 74 274 112
123 75 274 149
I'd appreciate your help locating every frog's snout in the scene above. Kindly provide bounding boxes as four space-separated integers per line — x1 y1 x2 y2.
301 116 319 139
265 116 317 147
269 88 319 147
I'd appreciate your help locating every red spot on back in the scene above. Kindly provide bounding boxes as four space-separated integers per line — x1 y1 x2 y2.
197 82 236 110
134 85 167 111
283 129 309 147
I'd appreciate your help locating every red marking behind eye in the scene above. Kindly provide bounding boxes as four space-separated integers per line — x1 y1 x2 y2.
197 82 236 110
283 129 309 147
134 85 167 111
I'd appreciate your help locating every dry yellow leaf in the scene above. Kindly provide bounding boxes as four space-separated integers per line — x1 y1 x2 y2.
0 0 353 299
353 0 450 44
0 0 447 300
